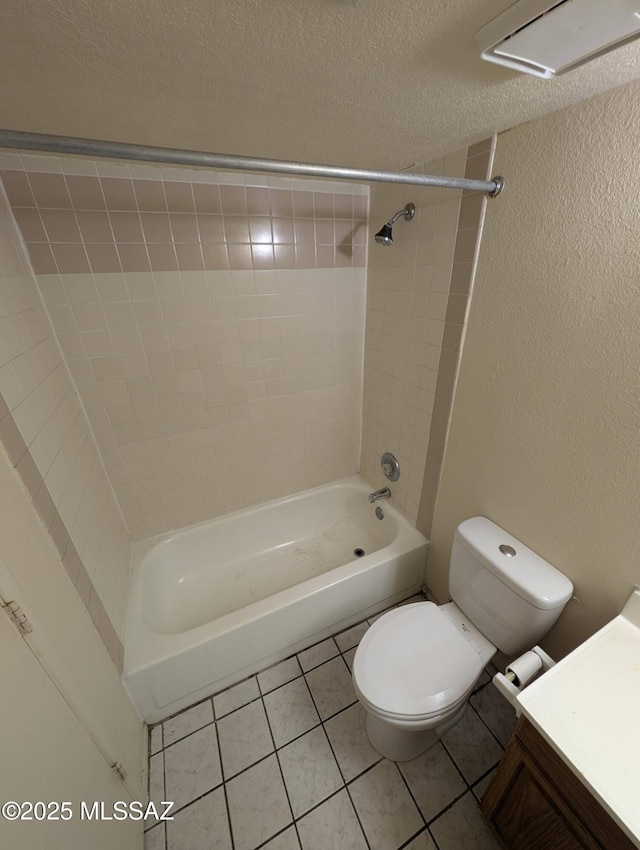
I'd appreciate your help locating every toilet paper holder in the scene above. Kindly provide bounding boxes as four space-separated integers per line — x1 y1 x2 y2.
492 645 556 714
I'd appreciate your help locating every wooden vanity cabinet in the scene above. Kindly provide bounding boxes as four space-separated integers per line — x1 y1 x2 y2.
481 716 636 850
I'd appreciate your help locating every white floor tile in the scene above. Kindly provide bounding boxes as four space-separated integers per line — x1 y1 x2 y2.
297 789 367 850
334 621 368 653
217 699 274 778
399 742 466 822
163 701 214 747
342 647 357 671
429 792 501 850
349 760 424 850
149 751 165 811
441 706 503 784
214 677 260 718
263 677 320 748
472 770 495 803
297 638 339 672
304 656 356 720
470 683 516 748
166 787 231 850
278 726 343 818
144 823 165 850
403 831 437 849
150 724 163 755
164 725 222 811
147 611 514 850
226 755 293 850
262 826 301 849
472 668 492 692
258 657 302 694
324 704 379 781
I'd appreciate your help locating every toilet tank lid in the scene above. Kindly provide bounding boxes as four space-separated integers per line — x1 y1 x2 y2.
455 517 573 610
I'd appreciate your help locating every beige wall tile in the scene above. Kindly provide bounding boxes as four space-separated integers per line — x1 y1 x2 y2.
1 170 36 206
12 207 47 241
361 143 490 528
4 163 367 538
65 175 106 210
28 173 73 209
0 188 129 666
101 178 137 211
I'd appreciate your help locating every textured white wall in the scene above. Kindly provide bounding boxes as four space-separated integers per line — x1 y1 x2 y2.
429 79 640 659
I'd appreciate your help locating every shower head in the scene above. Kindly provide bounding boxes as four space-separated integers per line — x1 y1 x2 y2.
374 222 394 245
374 203 415 245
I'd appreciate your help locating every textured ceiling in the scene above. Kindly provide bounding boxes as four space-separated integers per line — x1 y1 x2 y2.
2 0 640 171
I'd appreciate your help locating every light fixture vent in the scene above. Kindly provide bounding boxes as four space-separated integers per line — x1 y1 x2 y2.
474 0 640 78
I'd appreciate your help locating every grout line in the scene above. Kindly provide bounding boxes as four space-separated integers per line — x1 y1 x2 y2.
343 782 373 850
429 827 442 850
395 757 428 831
265 703 299 844
162 717 217 751
439 734 471 788
470 762 500 795
250 824 298 850
162 783 226 819
213 719 236 850
396 826 431 850
153 693 215 729
160 750 167 845
468 683 513 752
256 671 312 847
424 787 469 828
318 708 364 827
342 757 383 790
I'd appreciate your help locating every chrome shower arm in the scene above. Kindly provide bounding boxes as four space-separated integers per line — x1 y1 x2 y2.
387 203 416 226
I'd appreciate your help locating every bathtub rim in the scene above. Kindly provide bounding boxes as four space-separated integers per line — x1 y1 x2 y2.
124 474 425 676
131 473 387 567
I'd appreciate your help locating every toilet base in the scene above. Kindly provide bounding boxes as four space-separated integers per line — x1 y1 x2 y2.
365 703 467 762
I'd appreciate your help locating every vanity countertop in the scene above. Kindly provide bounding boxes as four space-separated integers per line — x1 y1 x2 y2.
516 590 640 847
516 588 640 847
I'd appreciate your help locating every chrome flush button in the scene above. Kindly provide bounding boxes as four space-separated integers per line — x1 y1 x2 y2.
499 544 517 557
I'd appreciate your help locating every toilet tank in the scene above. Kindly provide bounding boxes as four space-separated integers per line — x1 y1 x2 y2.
449 517 573 656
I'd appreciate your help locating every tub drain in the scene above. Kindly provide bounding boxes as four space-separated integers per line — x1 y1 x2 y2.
353 548 365 557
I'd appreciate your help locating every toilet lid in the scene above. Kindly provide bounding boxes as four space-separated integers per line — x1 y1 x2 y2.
354 603 483 719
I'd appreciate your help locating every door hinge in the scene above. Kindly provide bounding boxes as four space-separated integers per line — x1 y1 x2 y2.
1 599 34 635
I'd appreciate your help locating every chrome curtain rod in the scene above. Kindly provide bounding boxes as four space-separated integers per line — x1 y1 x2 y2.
0 129 504 197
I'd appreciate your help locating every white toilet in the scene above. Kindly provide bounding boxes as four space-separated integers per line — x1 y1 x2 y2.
352 516 573 761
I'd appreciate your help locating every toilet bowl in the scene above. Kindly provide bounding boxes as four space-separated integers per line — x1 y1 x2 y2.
353 600 495 761
352 516 573 761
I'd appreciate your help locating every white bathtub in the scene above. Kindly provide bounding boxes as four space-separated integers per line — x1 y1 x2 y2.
124 476 428 722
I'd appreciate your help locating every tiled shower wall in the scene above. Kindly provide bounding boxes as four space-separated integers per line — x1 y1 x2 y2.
0 185 128 667
1 155 367 537
361 139 493 531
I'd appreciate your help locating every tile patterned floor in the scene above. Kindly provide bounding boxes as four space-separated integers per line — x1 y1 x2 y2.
145 595 516 850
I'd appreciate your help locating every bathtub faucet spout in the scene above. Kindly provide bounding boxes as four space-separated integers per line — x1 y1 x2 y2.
368 487 391 503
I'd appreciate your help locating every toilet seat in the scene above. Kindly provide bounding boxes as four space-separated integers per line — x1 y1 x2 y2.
353 602 484 722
